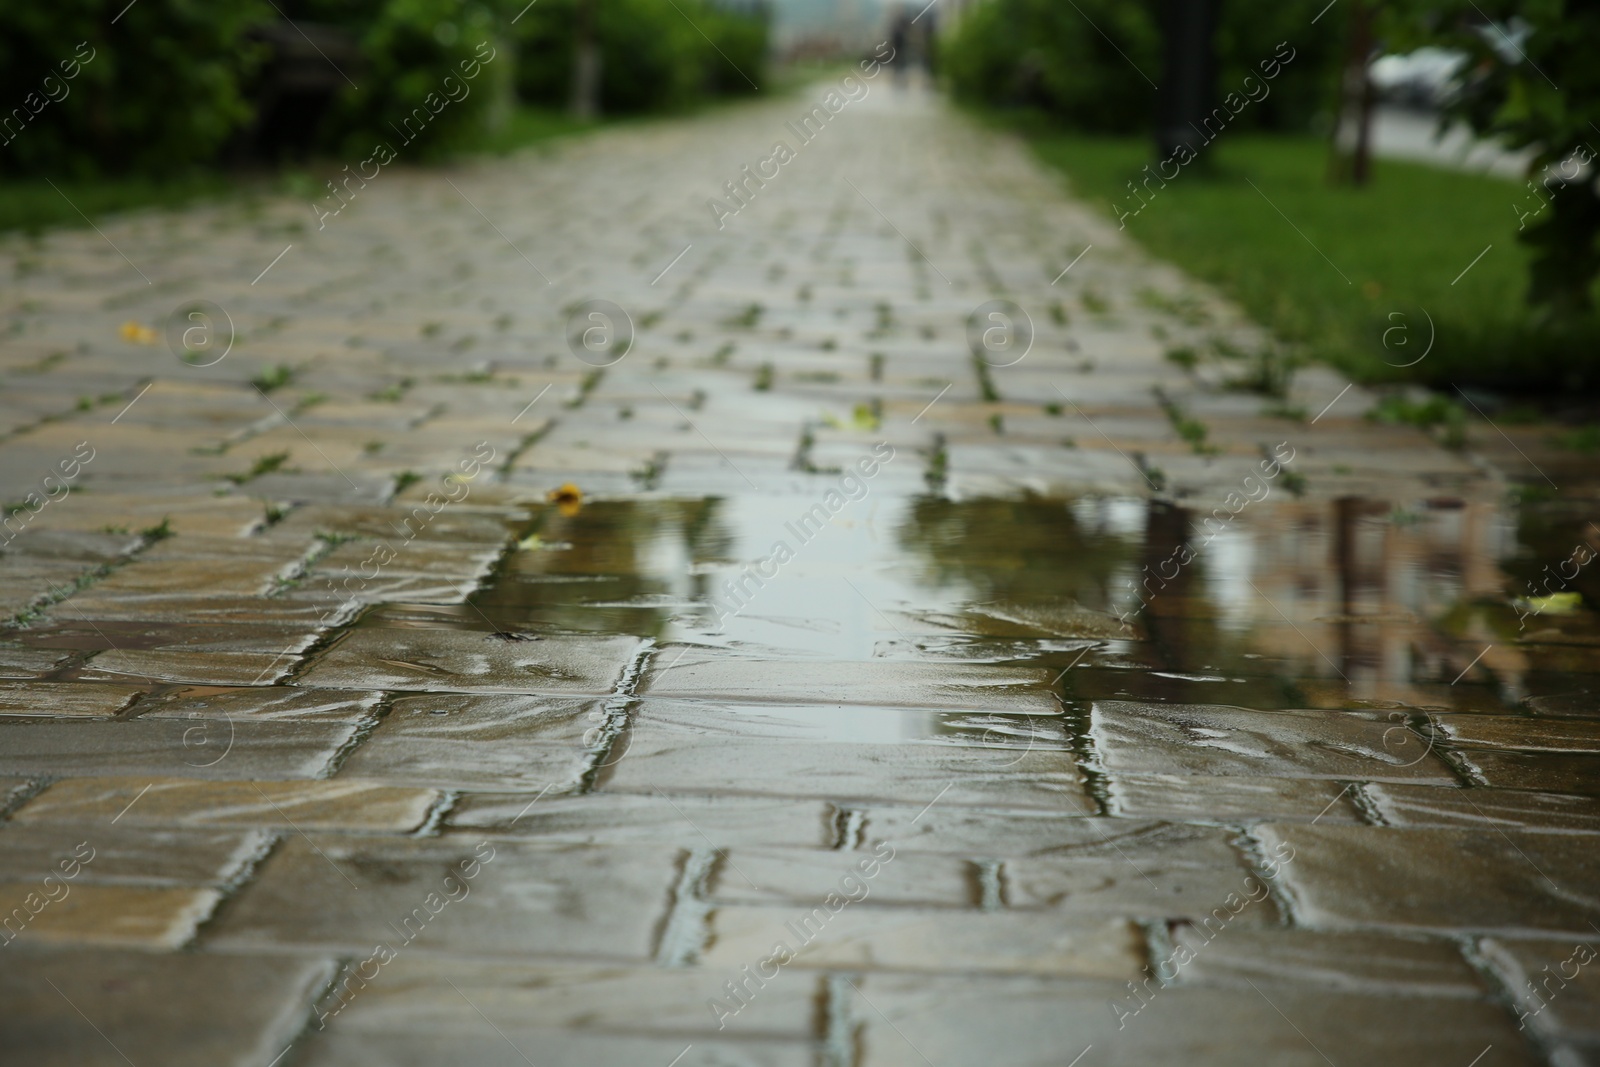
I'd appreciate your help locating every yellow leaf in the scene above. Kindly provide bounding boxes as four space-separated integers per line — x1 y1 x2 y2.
546 482 583 517
1527 592 1583 614
119 321 157 345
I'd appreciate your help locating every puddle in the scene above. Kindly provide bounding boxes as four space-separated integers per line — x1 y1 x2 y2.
428 488 1600 717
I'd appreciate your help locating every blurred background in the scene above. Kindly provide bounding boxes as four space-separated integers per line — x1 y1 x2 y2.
1 0 1596 413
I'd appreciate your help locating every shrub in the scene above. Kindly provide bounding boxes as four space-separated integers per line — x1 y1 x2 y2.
0 0 516 176
1391 0 1600 318
943 0 1159 132
943 0 1340 135
513 0 766 115
0 0 271 177
289 0 511 158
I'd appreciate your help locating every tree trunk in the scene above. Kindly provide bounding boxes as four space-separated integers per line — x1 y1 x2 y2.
1155 0 1220 162
570 0 601 120
1330 0 1376 186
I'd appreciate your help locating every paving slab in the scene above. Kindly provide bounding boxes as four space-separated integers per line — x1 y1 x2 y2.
845 973 1536 1067
137 685 383 722
295 1030 816 1067
1168 927 1485 996
1107 772 1366 823
338 692 596 790
12 777 439 832
0 824 267 886
0 883 219 949
209 836 682 960
302 957 817 1039
295 628 641 694
606 728 1089 809
0 643 76 678
1481 936 1600 1040
21 619 322 655
706 846 976 908
451 791 834 847
1437 714 1600 752
0 949 331 1067
1004 823 1281 923
1460 750 1600 794
705 906 1145 979
0 720 357 780
1091 700 1459 782
1256 824 1600 935
0 680 143 718
642 649 1062 712
1368 783 1600 833
78 648 301 685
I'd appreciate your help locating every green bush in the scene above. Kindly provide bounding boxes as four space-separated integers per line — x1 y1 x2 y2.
287 0 512 157
0 0 764 181
0 0 270 177
944 0 1340 135
943 0 1159 132
0 0 514 175
1390 0 1600 319
698 2 768 98
513 0 766 115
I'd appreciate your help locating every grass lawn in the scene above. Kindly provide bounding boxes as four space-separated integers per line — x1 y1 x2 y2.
1014 121 1600 393
0 173 240 237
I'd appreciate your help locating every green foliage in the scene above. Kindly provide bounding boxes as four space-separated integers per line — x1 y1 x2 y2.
0 0 270 177
1025 130 1600 392
1390 0 1600 317
943 0 1159 132
0 0 509 174
1224 345 1301 398
1367 393 1468 448
294 0 511 158
1553 424 1600 453
943 0 1340 134
1164 345 1200 371
513 0 766 114
251 363 296 392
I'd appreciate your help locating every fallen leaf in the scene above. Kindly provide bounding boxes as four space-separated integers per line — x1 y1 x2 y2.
547 482 583 517
119 321 157 345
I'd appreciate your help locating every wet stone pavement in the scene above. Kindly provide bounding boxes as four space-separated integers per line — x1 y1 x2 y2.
2 84 1600 1067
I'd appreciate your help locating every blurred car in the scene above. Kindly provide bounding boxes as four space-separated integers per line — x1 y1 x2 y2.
1369 46 1467 109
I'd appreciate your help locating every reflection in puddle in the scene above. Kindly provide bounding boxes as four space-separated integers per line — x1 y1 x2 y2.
437 489 1596 715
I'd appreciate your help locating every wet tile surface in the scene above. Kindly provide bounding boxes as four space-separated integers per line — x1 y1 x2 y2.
337 693 597 790
0 720 358 780
209 837 683 959
295 628 641 694
13 777 440 831
1091 701 1458 782
0 883 221 949
0 78 1594 1063
1258 824 1600 935
845 973 1537 1066
0 949 330 1066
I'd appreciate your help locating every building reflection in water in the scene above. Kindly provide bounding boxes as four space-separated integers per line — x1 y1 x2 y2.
1118 493 1525 707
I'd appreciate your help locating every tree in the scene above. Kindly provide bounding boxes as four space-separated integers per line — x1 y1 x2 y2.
1328 0 1379 186
1392 0 1600 317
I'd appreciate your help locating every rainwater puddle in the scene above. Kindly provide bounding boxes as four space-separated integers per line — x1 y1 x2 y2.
386 488 1597 725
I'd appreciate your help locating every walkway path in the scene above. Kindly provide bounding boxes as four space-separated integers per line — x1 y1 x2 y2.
0 82 1594 1067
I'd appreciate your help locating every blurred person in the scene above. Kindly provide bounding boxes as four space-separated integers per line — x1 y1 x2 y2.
890 6 912 88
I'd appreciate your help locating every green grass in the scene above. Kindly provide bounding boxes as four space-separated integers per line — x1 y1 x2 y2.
473 106 599 156
0 173 236 237
1012 119 1600 393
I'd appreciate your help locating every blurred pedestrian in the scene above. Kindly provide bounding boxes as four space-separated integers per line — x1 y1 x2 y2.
890 7 911 88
